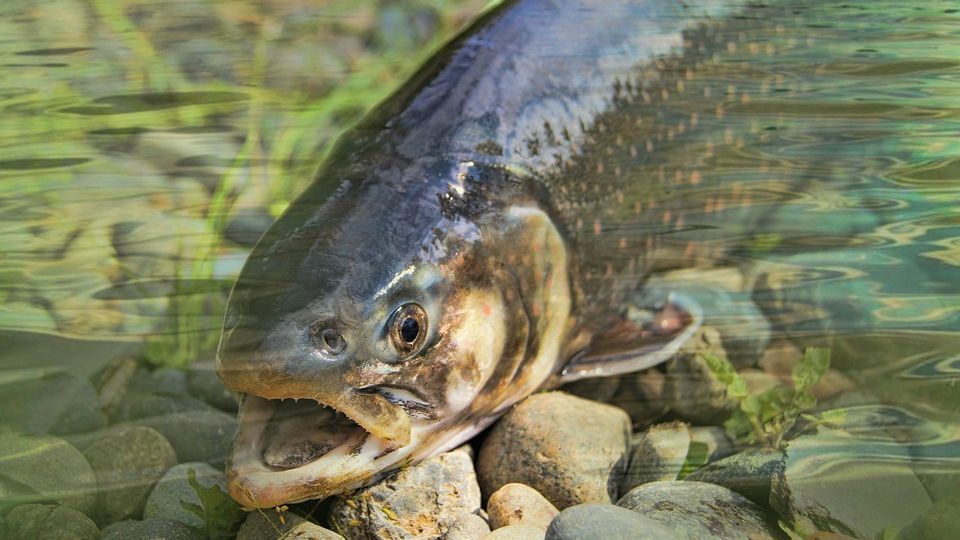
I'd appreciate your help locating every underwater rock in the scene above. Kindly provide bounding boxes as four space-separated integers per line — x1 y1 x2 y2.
99 518 204 540
484 524 546 540
689 426 736 464
187 360 239 413
329 446 481 540
0 432 97 515
759 341 854 400
619 422 691 496
131 409 237 467
236 510 307 540
663 327 737 425
607 369 669 429
3 503 99 540
770 428 932 539
281 521 345 539
81 425 177 523
446 513 491 540
617 480 779 540
108 366 216 423
684 448 784 507
225 207 275 247
0 368 105 436
477 392 630 510
149 367 191 396
544 503 677 540
487 483 559 531
143 462 239 531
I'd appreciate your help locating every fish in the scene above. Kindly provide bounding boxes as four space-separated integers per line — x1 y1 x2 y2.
217 0 794 508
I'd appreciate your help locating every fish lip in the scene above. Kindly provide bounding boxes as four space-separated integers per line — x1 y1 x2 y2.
226 389 427 508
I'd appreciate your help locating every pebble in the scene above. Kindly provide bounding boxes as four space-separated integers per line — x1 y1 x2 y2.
0 368 105 436
689 426 736 464
684 449 784 507
662 327 737 425
330 447 481 539
100 518 204 540
131 409 237 467
484 524 546 540
283 521 345 539
487 483 559 531
617 481 780 539
607 369 668 429
81 425 177 523
770 428 932 539
3 503 99 540
545 503 677 540
446 513 491 540
759 341 855 399
0 432 97 515
143 462 242 532
149 367 191 396
619 422 690 496
477 392 630 510
187 361 239 413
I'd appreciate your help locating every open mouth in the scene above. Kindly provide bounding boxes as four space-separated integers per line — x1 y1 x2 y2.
260 399 365 470
226 386 436 507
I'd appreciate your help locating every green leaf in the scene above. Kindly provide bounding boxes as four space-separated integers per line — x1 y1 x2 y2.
727 376 749 399
184 467 246 540
792 347 830 394
678 441 710 480
700 352 736 386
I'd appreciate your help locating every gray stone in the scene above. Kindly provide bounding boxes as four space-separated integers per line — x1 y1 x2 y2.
663 328 737 425
561 376 621 403
487 483 559 531
110 387 215 424
619 422 690 496
282 521 345 539
330 447 481 539
689 426 736 463
150 368 191 396
617 481 779 540
0 368 105 436
545 503 677 540
187 361 239 413
0 432 97 515
100 518 204 540
236 510 307 540
485 524 545 540
81 425 177 523
477 392 630 510
684 449 784 507
3 503 98 540
131 410 237 467
446 513 491 540
144 462 242 533
898 497 960 540
770 428 932 539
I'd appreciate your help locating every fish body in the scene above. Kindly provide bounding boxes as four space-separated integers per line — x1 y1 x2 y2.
218 0 773 508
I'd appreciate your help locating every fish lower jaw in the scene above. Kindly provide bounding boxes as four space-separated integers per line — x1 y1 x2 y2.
227 393 419 508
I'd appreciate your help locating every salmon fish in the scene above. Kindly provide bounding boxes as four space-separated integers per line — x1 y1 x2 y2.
218 0 789 508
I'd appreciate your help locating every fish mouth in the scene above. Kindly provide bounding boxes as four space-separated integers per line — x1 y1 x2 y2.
226 386 434 508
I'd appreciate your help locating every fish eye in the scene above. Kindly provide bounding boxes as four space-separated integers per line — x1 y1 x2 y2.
390 303 427 357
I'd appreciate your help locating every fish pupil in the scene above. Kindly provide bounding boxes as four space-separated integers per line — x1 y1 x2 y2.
400 317 419 343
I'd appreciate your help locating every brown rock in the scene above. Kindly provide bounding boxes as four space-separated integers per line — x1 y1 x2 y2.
487 483 559 531
477 392 630 510
484 524 546 540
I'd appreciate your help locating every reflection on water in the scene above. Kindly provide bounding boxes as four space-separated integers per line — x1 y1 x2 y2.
0 0 958 534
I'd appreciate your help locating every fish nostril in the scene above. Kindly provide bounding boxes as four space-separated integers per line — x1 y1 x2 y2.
318 327 347 356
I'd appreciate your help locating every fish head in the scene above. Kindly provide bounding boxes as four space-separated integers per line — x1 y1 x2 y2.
217 158 571 508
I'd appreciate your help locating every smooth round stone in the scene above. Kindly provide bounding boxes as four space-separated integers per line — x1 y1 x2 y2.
662 328 737 425
545 503 677 540
3 504 98 540
488 483 559 530
0 432 97 515
620 422 691 496
131 410 237 467
485 524 546 540
187 361 239 412
283 521 345 539
144 462 241 532
236 511 307 540
330 447 481 539
0 369 105 436
477 392 631 510
684 449 784 507
617 481 779 540
446 513 491 540
100 518 203 540
81 425 177 523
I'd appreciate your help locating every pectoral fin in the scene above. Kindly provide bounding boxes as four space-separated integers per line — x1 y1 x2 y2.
559 291 702 383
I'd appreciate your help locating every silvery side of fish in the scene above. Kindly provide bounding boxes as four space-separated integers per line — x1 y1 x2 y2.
215 0 775 508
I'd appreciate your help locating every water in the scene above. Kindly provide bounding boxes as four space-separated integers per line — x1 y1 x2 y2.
0 0 958 535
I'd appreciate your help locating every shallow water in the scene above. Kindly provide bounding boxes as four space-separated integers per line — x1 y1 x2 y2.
0 0 959 536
